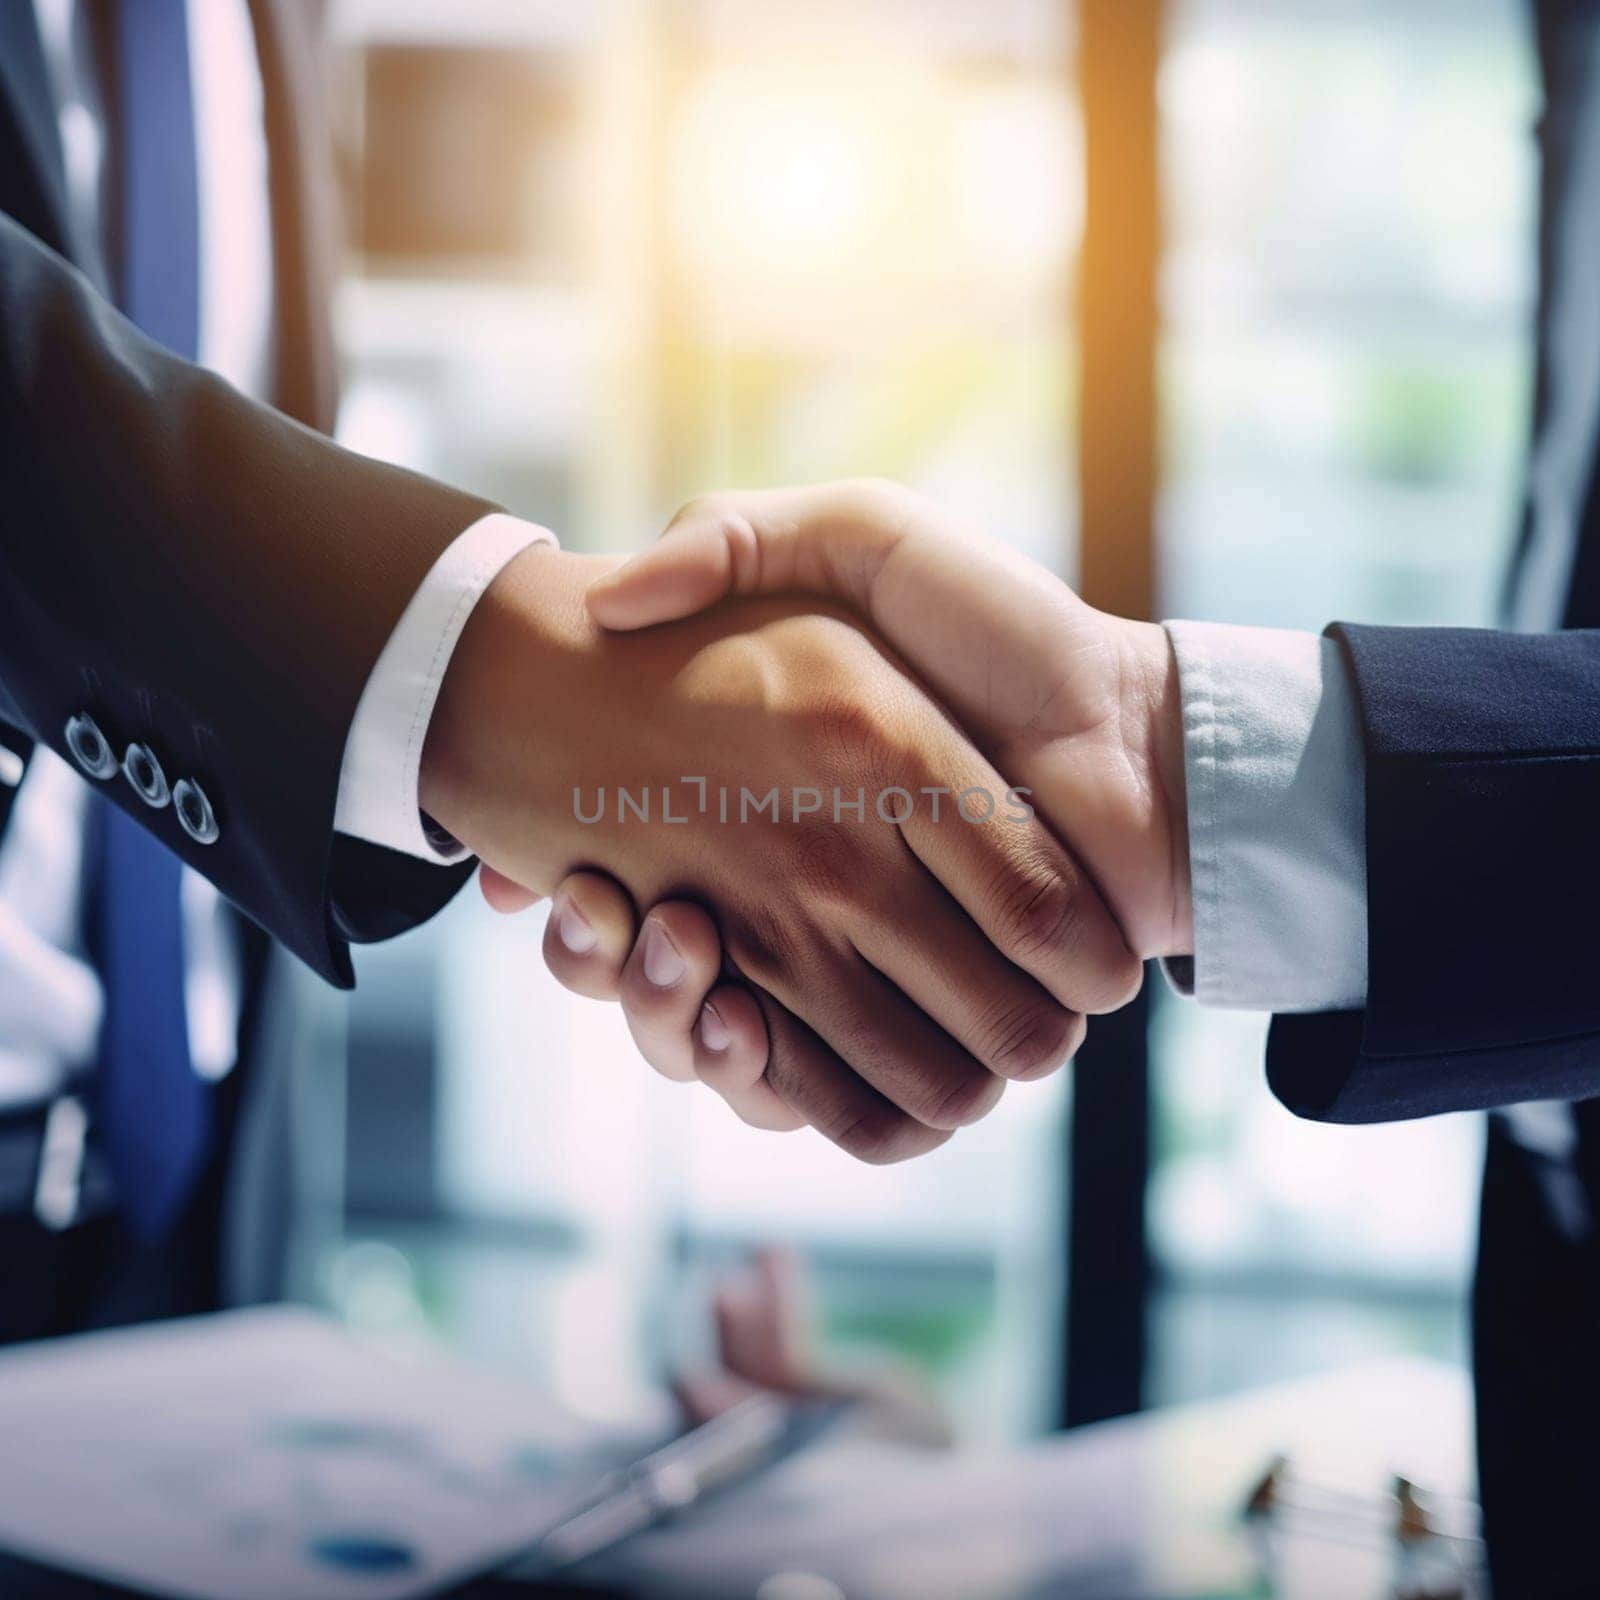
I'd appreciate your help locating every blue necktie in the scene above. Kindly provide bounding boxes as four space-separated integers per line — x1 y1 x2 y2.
92 0 208 1243
114 0 200 358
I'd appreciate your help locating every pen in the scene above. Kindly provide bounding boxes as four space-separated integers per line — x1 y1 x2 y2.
504 1393 851 1580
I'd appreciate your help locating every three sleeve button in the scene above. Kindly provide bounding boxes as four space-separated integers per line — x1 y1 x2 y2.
173 777 219 845
66 716 220 845
65 714 118 779
122 741 170 808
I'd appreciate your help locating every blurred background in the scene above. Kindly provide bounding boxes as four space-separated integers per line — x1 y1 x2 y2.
282 0 1536 1444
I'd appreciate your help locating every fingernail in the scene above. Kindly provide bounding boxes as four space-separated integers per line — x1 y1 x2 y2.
556 898 598 954
699 1001 732 1052
642 919 686 987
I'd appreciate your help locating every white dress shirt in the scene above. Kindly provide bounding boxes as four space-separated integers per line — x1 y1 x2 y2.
1 0 545 1119
1163 621 1367 1012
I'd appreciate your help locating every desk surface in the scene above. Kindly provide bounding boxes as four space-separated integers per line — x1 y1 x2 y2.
593 1357 1477 1600
0 1321 1474 1600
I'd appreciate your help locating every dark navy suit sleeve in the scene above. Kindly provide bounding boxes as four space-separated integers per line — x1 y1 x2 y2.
1266 622 1600 1122
0 214 485 986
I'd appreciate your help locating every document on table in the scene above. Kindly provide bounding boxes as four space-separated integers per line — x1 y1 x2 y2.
0 1306 623 1600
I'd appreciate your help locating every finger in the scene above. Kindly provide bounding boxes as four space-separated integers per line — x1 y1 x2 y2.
540 871 638 1001
586 481 913 632
618 901 730 1083
480 863 544 914
822 961 1008 1130
749 1246 815 1382
754 993 954 1166
610 907 786 1121
691 983 795 1130
755 1003 951 1165
850 869 1085 1084
728 896 1008 1134
713 1261 812 1393
895 729 1144 1017
739 930 997 1139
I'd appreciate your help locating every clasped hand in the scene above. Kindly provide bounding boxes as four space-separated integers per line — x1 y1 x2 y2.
425 482 1190 1163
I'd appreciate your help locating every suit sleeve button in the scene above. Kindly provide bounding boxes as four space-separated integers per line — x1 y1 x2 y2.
122 742 170 808
64 714 117 779
173 777 219 844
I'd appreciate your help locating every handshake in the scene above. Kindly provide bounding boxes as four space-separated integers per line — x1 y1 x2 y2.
420 481 1193 1164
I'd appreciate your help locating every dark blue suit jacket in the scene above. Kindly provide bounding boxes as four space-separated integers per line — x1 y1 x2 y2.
1267 623 1600 1126
0 0 481 990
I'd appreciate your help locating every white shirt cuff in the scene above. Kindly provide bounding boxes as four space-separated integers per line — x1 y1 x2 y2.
1163 620 1368 1012
335 512 555 861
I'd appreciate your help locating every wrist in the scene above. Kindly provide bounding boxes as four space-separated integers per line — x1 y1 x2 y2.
419 545 618 864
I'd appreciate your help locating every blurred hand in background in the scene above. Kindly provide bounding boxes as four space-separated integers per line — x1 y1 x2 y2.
675 1245 952 1450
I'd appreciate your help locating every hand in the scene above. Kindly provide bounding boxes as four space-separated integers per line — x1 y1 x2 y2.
675 1246 824 1422
673 1246 952 1449
588 480 1190 954
422 544 1141 1163
536 483 1189 1126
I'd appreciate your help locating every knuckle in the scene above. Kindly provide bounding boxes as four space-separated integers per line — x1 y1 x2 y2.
804 689 885 773
673 493 761 581
993 859 1083 967
803 690 924 805
976 996 1079 1081
719 509 762 584
672 491 723 527
930 1070 1006 1129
